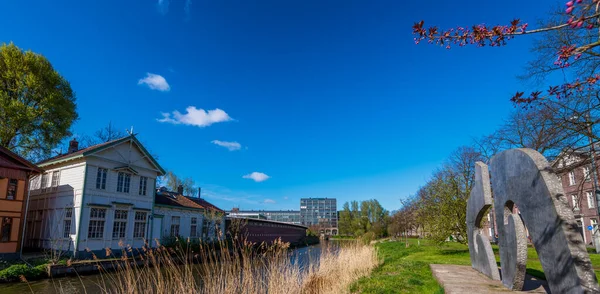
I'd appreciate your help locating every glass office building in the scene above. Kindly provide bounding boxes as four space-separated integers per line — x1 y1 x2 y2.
300 198 337 229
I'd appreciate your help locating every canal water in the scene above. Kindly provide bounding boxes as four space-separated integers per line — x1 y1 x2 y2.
0 241 341 294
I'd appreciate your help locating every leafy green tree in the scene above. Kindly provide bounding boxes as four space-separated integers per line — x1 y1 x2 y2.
415 146 482 244
338 202 353 235
161 170 197 196
338 199 389 238
0 42 77 160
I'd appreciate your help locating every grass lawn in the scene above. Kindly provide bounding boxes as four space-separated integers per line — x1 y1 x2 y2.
350 238 600 293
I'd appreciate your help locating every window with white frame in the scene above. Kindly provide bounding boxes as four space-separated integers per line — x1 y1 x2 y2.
112 210 128 239
592 219 598 230
63 208 73 238
139 176 148 196
51 171 60 188
133 211 147 238
117 172 131 193
572 195 580 210
584 167 591 182
588 191 596 209
569 171 576 186
88 208 106 239
170 216 180 237
190 217 198 237
41 173 49 191
96 168 107 190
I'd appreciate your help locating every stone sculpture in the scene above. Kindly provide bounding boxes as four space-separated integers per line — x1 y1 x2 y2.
467 148 600 293
466 162 500 281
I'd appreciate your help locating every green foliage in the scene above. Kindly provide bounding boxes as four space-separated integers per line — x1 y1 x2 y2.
413 146 482 245
0 42 78 160
162 171 196 195
0 264 47 282
339 199 389 239
360 232 376 245
352 238 600 293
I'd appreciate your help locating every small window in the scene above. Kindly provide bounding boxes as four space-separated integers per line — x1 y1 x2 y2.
569 171 576 186
0 217 12 242
112 210 128 239
170 216 180 237
6 179 17 200
41 174 49 190
139 176 148 196
117 172 131 193
588 191 596 209
96 168 107 190
133 211 147 238
63 208 73 238
592 219 598 230
88 208 107 239
190 217 197 237
584 167 591 182
51 171 60 187
572 195 580 210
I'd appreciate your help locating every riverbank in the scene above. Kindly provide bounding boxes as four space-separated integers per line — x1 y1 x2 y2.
4 240 377 293
350 238 600 293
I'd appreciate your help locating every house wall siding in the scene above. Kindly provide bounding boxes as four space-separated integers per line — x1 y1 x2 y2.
26 160 85 252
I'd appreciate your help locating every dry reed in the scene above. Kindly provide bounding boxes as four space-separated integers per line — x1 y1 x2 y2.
85 238 377 294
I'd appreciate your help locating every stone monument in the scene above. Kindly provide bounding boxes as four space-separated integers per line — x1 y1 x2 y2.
467 148 600 293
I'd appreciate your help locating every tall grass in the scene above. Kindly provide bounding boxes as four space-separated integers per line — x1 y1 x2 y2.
84 238 377 294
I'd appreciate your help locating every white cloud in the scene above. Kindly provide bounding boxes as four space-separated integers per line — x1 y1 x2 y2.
138 73 170 91
157 0 169 15
243 172 270 182
263 199 276 204
158 107 233 127
211 140 241 151
283 196 289 200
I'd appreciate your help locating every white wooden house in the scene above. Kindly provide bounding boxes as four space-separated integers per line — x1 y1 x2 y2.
25 135 165 257
152 186 225 245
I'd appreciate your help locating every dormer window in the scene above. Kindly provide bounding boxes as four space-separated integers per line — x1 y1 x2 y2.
117 172 131 193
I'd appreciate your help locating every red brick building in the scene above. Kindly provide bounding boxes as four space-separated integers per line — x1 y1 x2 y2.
553 147 600 246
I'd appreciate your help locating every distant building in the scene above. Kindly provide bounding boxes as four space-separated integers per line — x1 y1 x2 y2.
227 209 300 224
300 198 337 235
153 186 225 243
553 144 600 246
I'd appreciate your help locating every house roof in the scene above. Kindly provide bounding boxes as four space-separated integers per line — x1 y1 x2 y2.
155 187 224 212
155 192 205 210
0 145 43 173
37 135 165 175
185 196 224 212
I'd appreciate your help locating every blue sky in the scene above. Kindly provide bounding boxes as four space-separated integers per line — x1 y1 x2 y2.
1 0 554 211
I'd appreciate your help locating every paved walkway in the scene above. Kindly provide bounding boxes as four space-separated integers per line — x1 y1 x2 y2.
430 264 549 293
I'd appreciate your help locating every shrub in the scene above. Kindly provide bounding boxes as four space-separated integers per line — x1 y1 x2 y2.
0 264 47 282
360 232 376 245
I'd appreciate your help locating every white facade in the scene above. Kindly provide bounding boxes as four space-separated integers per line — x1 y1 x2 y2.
25 136 164 256
152 205 225 244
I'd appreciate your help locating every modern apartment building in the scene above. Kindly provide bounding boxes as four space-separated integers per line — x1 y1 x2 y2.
300 198 337 235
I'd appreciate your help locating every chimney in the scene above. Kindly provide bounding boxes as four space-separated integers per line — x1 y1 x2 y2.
198 187 202 198
68 138 79 153
177 184 184 195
